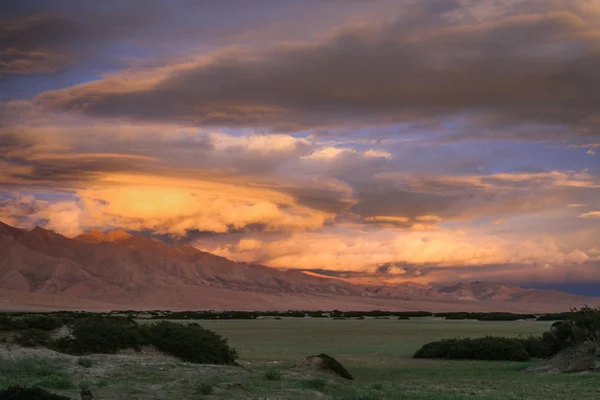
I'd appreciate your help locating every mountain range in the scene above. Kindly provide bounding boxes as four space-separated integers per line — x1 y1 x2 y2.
0 221 598 312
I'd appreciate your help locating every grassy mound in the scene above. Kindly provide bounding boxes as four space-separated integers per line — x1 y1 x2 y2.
297 353 354 380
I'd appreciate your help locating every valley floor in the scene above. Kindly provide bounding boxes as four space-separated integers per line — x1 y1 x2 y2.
2 318 600 399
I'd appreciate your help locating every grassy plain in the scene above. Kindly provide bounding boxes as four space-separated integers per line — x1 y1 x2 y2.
2 317 600 399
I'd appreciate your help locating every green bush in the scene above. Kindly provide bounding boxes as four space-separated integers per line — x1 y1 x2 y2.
537 312 573 321
519 335 544 358
194 382 214 395
13 329 52 348
55 316 142 354
0 315 64 332
44 316 237 365
0 386 71 400
21 316 64 331
569 305 600 344
140 321 238 365
264 369 282 381
79 389 93 400
477 313 535 321
414 337 530 361
0 315 16 331
434 312 535 321
77 357 95 368
535 306 600 358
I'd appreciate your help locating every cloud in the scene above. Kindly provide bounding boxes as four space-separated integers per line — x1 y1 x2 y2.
0 193 85 237
364 149 392 159
0 0 404 76
2 103 599 235
0 173 336 236
33 1 600 138
578 211 600 219
0 15 76 74
3 1 600 288
304 147 355 160
194 227 592 281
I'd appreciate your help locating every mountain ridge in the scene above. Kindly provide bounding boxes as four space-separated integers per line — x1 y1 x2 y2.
0 221 598 312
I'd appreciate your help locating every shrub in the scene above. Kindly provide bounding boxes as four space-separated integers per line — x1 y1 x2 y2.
77 357 95 368
0 315 64 332
55 316 142 354
13 329 52 348
141 321 238 365
0 315 17 331
79 389 93 400
20 315 64 331
536 306 600 358
434 312 535 321
264 369 282 381
0 386 71 400
477 313 535 321
537 312 573 321
569 305 600 344
519 335 544 358
194 382 214 395
9 315 238 366
414 337 530 361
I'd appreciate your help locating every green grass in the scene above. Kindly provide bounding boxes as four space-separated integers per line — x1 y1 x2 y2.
297 378 327 390
3 317 600 399
178 317 600 399
0 357 74 390
193 317 552 364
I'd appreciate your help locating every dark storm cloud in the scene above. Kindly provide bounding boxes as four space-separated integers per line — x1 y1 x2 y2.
0 0 400 76
0 7 146 74
33 1 600 138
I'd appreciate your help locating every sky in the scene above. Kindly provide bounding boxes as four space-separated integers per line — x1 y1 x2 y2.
2 0 600 291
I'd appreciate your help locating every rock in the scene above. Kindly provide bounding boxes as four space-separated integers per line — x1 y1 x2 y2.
296 353 353 380
527 342 600 373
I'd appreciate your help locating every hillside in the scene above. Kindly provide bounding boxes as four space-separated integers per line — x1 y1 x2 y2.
0 221 597 312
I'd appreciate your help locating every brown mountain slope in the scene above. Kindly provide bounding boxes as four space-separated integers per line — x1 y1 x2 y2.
0 221 598 311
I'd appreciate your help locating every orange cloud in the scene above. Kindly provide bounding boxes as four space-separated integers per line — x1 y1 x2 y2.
196 227 591 278
578 211 600 219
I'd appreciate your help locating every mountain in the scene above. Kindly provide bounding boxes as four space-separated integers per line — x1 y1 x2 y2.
0 221 598 312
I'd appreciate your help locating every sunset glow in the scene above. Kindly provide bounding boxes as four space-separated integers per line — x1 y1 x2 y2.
2 0 600 291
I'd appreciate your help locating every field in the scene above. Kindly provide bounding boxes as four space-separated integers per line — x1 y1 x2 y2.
2 317 600 399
